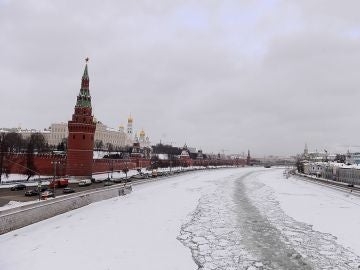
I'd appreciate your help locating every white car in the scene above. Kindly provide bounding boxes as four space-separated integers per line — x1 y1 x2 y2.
78 179 92 187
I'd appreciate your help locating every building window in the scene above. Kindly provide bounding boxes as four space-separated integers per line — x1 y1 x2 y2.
73 135 75 139
83 134 85 140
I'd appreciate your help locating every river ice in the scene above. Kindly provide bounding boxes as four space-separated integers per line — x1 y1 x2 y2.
1 168 360 270
178 168 360 269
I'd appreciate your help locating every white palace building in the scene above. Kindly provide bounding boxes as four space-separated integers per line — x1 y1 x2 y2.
2 115 151 149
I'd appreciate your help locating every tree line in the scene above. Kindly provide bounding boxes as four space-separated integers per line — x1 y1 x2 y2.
0 132 51 182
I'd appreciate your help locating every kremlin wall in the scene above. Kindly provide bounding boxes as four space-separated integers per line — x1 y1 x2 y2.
1 61 247 179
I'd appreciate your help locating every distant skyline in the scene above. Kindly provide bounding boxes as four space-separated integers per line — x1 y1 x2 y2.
1 1 360 156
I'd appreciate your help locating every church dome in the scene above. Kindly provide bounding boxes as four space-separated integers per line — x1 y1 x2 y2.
128 115 133 123
140 129 145 137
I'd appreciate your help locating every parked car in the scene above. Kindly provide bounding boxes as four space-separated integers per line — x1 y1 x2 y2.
104 181 113 187
92 178 103 183
113 178 123 183
151 170 158 178
10 184 27 191
131 173 145 180
264 165 272 168
25 189 39 196
63 187 75 194
78 179 92 187
39 186 48 192
41 190 54 199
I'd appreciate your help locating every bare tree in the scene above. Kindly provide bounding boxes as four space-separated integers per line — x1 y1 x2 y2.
6 132 25 152
24 133 46 180
25 138 36 181
95 140 104 151
106 142 114 154
29 133 47 153
0 133 8 182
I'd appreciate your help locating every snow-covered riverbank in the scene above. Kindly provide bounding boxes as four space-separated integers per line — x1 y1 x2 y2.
1 167 360 270
0 168 241 270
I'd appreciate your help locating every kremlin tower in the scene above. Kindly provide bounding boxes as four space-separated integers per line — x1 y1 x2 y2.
247 150 251 166
66 59 96 177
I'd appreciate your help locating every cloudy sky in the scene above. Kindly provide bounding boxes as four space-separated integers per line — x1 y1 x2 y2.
1 0 360 157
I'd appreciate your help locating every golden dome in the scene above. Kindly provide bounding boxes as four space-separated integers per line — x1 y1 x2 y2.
140 129 145 137
128 115 133 123
119 125 124 130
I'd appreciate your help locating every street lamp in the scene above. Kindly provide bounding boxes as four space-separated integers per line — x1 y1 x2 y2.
37 176 42 201
51 161 60 198
107 159 110 180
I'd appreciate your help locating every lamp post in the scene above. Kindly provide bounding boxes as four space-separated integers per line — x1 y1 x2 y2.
111 159 114 179
37 177 42 201
51 161 60 198
107 159 110 180
125 159 128 180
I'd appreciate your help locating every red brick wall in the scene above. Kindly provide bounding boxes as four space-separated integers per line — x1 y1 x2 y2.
3 154 66 176
3 153 247 177
92 159 137 174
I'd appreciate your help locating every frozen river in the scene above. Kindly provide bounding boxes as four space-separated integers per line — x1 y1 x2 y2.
1 167 360 269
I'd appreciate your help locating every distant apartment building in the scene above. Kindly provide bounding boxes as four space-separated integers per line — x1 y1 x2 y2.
345 152 360 165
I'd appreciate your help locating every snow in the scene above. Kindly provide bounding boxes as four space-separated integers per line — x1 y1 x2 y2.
1 167 360 270
0 169 230 270
91 169 140 180
0 200 38 211
0 174 51 183
253 169 360 255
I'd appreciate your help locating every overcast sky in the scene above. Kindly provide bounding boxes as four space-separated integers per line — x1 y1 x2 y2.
1 0 360 157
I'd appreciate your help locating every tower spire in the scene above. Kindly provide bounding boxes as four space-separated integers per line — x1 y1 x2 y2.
82 57 89 79
76 59 91 108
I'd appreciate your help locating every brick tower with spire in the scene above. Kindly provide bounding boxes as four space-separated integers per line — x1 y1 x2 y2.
66 59 96 177
247 150 251 166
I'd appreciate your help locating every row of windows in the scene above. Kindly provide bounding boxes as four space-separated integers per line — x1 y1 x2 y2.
53 128 67 132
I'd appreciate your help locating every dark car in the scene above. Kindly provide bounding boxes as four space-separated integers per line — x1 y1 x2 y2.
25 189 39 196
39 186 48 192
10 184 27 191
63 187 75 194
113 178 122 183
104 181 114 187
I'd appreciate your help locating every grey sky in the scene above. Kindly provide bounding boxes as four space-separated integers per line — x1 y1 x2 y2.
1 0 360 156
